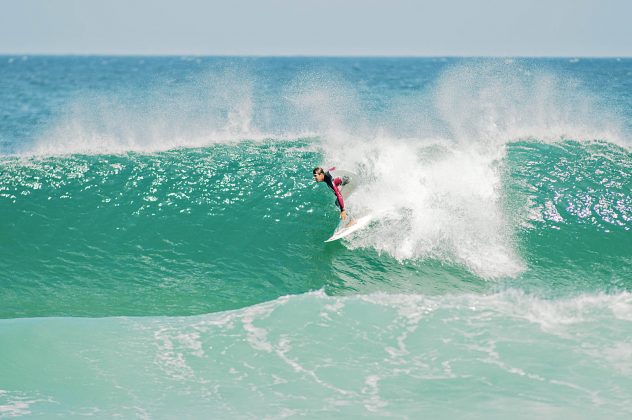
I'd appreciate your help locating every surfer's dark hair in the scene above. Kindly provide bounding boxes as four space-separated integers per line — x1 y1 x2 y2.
313 167 325 175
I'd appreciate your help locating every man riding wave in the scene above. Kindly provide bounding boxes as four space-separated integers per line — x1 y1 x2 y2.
313 166 355 223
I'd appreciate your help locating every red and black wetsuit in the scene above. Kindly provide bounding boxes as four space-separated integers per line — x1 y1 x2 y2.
324 168 345 212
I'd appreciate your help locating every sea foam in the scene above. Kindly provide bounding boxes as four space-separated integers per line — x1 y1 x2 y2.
316 62 627 278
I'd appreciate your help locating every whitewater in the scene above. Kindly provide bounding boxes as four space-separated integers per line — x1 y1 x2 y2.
1 56 631 418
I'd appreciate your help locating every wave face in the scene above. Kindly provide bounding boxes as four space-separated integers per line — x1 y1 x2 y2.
1 140 631 317
1 56 632 417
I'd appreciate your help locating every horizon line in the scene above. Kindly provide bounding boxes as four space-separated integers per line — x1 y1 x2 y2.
1 52 631 59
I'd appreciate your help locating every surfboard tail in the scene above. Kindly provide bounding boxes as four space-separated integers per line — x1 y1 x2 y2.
325 214 373 243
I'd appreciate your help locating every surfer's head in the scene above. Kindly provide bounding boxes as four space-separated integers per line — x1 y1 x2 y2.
312 167 325 182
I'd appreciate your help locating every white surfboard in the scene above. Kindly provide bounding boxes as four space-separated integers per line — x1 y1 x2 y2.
325 214 373 243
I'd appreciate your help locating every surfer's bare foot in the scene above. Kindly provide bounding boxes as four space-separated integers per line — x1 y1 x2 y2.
346 219 356 228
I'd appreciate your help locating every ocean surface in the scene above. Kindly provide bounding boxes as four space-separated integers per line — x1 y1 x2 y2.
1 56 631 418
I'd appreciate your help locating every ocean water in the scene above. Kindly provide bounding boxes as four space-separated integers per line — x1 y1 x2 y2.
0 56 631 418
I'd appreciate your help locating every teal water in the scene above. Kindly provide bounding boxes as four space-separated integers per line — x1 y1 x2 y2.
2 291 632 418
1 56 631 418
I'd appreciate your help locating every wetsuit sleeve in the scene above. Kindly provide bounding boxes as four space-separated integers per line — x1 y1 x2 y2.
332 178 345 211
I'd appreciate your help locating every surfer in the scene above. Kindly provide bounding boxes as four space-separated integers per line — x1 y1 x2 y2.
313 166 351 222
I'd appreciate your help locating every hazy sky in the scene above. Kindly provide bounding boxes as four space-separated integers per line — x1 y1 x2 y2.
1 0 630 56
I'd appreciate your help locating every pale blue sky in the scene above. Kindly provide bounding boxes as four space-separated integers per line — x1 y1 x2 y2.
0 0 630 56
